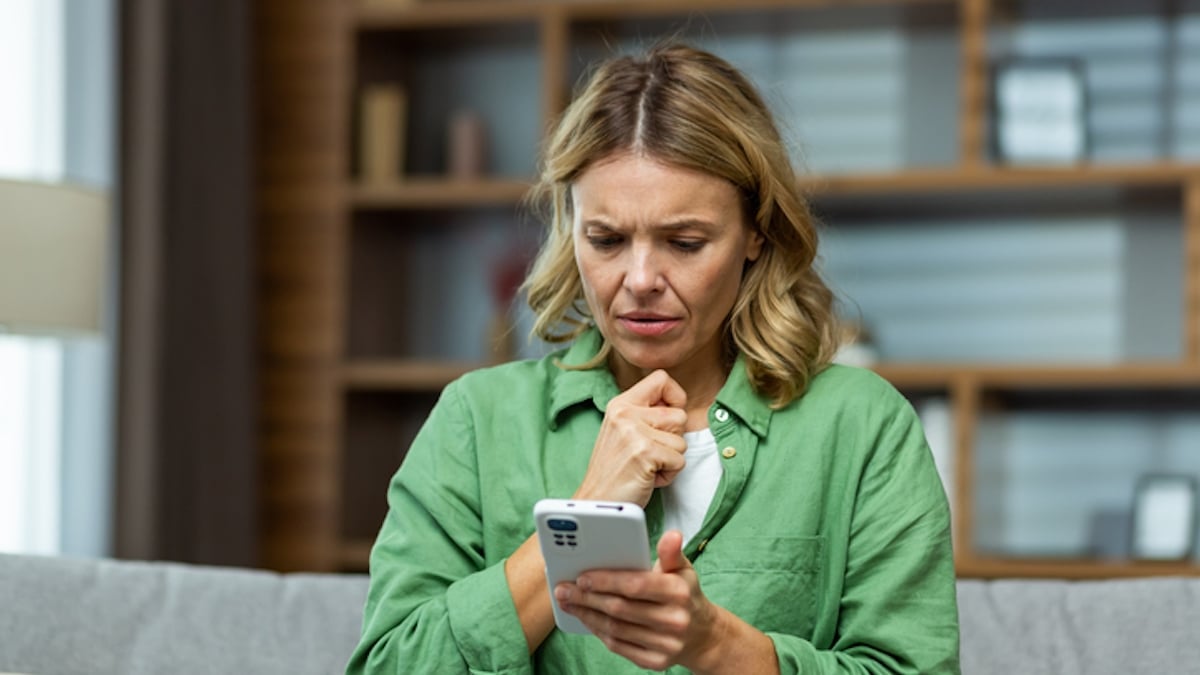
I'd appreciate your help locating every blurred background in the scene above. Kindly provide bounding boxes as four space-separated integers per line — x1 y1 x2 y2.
3 0 1200 578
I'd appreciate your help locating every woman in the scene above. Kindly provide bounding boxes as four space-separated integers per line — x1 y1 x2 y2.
346 44 959 675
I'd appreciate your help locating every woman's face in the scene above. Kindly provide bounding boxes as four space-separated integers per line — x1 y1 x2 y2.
572 152 763 387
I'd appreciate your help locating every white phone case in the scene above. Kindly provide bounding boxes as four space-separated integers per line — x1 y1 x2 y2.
533 498 652 634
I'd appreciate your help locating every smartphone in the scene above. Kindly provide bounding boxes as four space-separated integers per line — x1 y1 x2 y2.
533 498 653 634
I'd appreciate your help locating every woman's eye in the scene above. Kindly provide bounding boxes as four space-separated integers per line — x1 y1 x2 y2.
587 235 622 250
671 239 705 252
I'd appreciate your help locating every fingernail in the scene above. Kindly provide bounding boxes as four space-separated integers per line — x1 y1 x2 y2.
555 586 569 601
578 576 592 591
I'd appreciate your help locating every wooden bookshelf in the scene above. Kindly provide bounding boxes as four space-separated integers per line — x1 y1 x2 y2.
257 0 1200 577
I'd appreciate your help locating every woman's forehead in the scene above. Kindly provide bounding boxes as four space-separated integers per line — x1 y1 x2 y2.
572 154 739 209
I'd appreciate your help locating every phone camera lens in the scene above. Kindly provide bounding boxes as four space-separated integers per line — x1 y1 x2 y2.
547 518 578 532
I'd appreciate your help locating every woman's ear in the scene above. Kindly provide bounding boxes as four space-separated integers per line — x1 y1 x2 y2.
746 229 765 262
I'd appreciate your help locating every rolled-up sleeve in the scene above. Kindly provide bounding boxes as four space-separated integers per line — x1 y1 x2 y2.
345 380 533 675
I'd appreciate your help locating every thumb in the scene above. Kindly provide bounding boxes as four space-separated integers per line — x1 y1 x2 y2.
626 369 687 410
655 529 688 574
652 370 688 410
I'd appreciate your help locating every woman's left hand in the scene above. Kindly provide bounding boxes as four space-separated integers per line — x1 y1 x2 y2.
554 530 727 673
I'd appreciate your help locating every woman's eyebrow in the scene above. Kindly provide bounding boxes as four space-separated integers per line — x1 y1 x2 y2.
578 217 720 232
579 218 619 231
656 217 719 232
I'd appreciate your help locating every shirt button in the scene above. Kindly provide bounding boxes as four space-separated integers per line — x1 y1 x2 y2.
714 408 730 423
721 446 737 459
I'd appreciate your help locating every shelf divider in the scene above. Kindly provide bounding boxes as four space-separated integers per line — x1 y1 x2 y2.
348 177 533 209
344 163 1200 210
1185 178 1200 363
958 557 1200 579
875 362 1200 391
342 359 479 391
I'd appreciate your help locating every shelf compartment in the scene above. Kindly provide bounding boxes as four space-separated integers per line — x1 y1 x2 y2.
340 390 441 545
354 22 542 181
989 2 1200 165
822 193 1185 364
346 208 540 362
570 1 960 176
971 387 1200 564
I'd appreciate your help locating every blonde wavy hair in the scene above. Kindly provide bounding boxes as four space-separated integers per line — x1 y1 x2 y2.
523 43 839 407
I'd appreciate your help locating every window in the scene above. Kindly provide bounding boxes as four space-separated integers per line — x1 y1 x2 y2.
0 0 115 557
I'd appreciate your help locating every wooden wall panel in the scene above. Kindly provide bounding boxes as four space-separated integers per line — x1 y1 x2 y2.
255 0 348 572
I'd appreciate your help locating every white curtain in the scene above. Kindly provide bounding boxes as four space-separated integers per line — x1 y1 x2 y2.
0 0 114 557
0 0 65 555
0 341 62 554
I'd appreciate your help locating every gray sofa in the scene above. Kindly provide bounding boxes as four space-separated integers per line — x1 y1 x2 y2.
1 553 1197 674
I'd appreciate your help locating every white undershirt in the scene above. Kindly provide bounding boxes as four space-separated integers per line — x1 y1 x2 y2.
660 428 723 547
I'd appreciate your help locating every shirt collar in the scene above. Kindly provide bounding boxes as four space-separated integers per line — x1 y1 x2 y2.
547 328 621 430
547 328 773 437
712 351 773 438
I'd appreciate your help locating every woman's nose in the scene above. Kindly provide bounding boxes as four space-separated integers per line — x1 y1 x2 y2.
623 247 664 295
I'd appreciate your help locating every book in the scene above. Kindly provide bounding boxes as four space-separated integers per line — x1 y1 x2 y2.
358 83 406 184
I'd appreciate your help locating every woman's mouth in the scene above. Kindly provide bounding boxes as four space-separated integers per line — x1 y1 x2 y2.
617 314 681 337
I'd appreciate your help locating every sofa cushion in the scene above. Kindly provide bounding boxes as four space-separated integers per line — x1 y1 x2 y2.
958 577 1200 675
4 553 1200 675
0 553 368 675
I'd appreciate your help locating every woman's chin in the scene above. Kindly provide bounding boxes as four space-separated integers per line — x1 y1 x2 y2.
610 346 684 375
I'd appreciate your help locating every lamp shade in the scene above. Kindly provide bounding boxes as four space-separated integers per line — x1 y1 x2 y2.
0 178 109 334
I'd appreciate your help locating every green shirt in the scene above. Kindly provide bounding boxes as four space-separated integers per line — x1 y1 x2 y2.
346 330 960 674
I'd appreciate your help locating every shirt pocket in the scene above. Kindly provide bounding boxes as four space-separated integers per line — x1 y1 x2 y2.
694 535 824 639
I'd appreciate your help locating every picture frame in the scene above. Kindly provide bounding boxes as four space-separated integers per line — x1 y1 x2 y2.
991 58 1089 165
1130 474 1198 561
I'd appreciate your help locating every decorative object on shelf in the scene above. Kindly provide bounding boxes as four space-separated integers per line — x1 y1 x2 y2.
832 319 878 368
1130 474 1197 561
1086 508 1131 561
486 248 530 364
992 58 1088 165
447 109 488 180
0 179 109 335
358 83 407 184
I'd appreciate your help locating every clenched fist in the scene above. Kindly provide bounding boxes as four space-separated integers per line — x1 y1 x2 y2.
573 369 688 507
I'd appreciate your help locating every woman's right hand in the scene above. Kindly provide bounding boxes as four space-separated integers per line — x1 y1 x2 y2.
573 369 689 507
